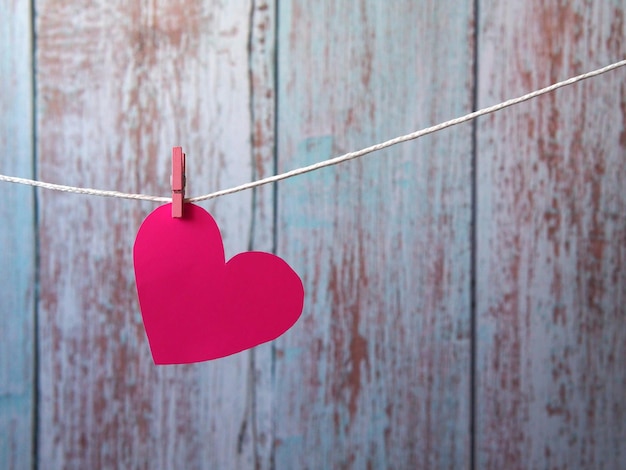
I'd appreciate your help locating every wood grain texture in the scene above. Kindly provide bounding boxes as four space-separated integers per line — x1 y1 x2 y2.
246 1 277 468
36 1 272 467
274 2 474 468
476 1 626 468
0 1 35 469
11 1 626 468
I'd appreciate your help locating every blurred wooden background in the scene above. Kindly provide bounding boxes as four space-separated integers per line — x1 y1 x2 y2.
1 1 624 468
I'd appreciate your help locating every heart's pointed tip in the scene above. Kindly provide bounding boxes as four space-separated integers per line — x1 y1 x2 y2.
151 349 246 365
151 353 219 365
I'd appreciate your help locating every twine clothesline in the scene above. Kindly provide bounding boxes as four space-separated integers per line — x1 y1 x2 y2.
1 59 625 203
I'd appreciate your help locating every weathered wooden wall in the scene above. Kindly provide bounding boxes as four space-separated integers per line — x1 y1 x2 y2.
0 1 35 468
476 1 626 468
1 1 624 469
35 1 274 468
274 1 473 468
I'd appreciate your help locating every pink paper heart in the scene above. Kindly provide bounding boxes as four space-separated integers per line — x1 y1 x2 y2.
133 203 304 364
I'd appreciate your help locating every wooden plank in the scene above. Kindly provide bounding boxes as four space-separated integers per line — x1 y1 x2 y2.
476 1 626 468
246 1 277 468
36 1 273 467
0 1 35 469
274 1 474 468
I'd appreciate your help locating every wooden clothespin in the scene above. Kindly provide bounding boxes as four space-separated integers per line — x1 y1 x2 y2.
171 146 186 218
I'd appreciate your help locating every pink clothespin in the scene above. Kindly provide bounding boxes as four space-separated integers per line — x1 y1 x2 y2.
171 147 186 218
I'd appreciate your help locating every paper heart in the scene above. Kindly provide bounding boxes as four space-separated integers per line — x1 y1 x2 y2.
133 203 304 364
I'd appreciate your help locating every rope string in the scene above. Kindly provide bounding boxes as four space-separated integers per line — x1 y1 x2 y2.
1 59 624 203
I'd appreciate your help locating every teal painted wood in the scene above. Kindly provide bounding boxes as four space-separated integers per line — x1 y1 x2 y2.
476 1 626 468
246 1 278 467
275 1 474 468
0 1 35 469
35 1 274 467
14 1 626 468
